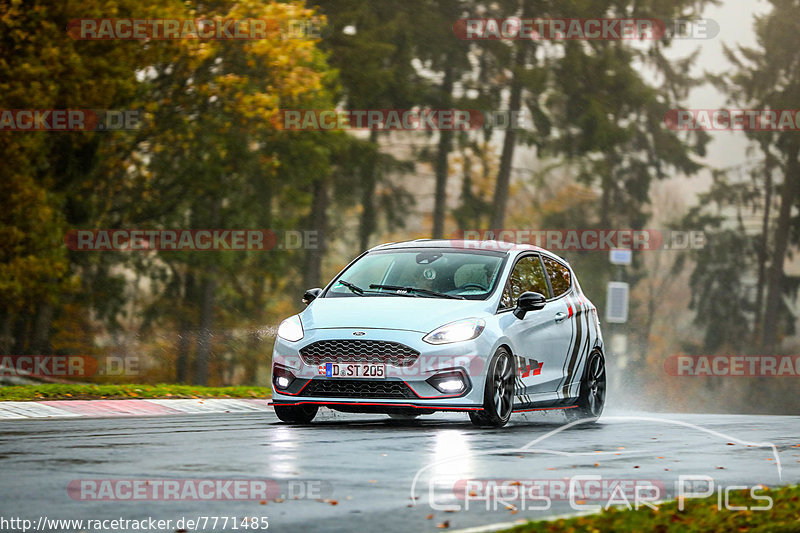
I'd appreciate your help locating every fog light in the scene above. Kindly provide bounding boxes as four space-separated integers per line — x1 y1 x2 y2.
438 379 464 392
427 370 470 394
273 366 296 390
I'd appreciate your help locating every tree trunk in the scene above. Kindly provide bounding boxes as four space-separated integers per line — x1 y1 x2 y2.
433 64 454 238
29 302 53 355
12 316 28 354
0 310 11 354
490 44 526 230
176 272 194 383
599 149 620 228
193 271 216 385
456 148 474 230
304 176 329 289
754 142 773 346
359 130 379 250
762 142 800 350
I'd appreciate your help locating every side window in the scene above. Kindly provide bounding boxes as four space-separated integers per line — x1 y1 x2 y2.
543 257 571 297
500 256 550 309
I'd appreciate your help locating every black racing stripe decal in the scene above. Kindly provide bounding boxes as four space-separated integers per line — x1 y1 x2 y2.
561 294 585 398
557 293 576 399
585 294 597 351
562 293 583 397
575 293 592 397
514 354 525 399
524 356 533 403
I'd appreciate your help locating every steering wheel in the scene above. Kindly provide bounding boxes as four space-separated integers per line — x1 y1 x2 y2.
459 282 488 291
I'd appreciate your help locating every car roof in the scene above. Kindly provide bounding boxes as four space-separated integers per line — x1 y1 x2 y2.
368 239 570 265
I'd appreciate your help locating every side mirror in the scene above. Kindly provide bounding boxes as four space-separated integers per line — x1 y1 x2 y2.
513 291 546 319
302 288 322 305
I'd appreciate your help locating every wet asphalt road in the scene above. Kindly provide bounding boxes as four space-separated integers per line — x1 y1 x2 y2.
0 409 799 533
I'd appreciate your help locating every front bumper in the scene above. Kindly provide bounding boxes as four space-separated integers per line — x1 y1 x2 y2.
271 327 495 412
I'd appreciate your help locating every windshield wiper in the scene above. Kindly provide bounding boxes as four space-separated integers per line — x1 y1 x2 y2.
369 284 464 300
337 279 365 295
336 280 408 297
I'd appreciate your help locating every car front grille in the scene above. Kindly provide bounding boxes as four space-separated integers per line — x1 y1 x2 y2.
300 379 417 399
299 339 420 367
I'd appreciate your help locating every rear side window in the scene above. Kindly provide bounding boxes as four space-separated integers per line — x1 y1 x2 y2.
543 257 571 297
500 255 550 308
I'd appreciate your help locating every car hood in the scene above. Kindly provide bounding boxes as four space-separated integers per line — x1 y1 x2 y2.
300 296 494 333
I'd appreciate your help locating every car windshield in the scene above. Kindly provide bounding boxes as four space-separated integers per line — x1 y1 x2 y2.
326 249 506 300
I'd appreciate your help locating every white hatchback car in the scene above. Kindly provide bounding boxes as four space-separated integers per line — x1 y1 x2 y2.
271 240 605 427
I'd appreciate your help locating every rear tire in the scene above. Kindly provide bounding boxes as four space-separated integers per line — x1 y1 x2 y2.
565 351 606 423
469 347 514 428
274 404 318 424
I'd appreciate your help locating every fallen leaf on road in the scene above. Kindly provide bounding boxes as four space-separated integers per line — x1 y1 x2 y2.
436 521 450 529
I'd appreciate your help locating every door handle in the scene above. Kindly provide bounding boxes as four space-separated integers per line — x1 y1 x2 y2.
554 312 567 323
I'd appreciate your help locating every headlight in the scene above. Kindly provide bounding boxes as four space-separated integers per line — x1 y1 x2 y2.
277 315 304 342
423 318 485 344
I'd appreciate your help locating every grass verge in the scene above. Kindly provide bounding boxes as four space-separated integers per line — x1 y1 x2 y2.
0 384 271 401
501 484 800 533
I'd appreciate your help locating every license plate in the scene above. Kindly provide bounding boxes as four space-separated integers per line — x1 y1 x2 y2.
318 362 385 379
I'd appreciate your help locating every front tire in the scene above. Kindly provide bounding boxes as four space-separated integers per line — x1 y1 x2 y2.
469 347 515 428
274 404 318 424
387 413 420 420
566 351 606 423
